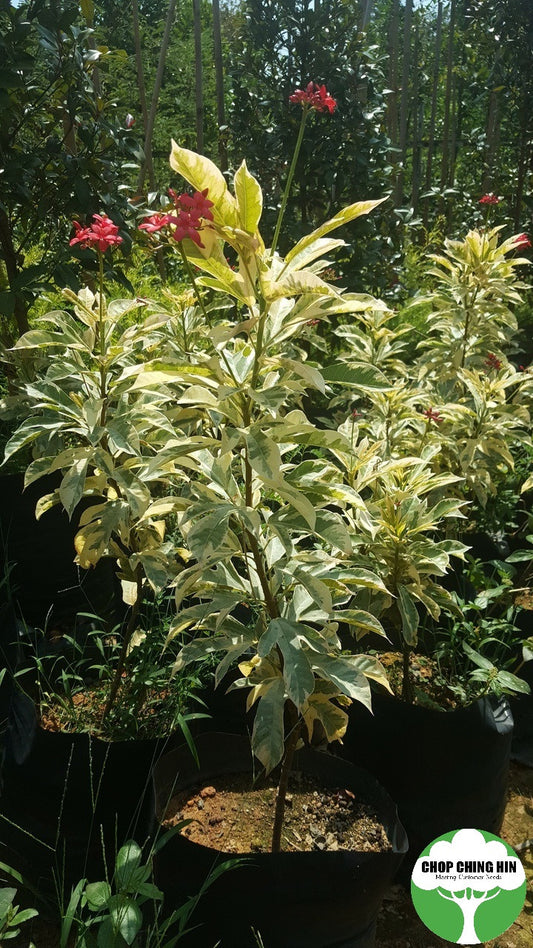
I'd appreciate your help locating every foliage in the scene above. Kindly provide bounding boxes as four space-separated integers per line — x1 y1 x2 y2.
0 876 38 943
61 838 241 947
225 0 392 288
0 0 140 340
16 608 205 741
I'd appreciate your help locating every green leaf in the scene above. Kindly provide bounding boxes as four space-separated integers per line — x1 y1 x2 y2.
246 429 282 484
115 842 143 890
284 237 346 273
109 896 142 945
84 881 112 911
285 199 385 263
259 618 315 708
312 654 372 711
463 642 494 670
0 888 16 917
350 654 392 693
302 690 348 744
497 671 530 694
187 505 234 561
262 270 339 301
234 160 263 234
58 458 89 519
277 482 316 530
522 637 533 663
321 362 391 389
397 584 419 646
11 907 39 925
60 878 86 948
293 569 333 613
251 678 286 773
186 249 254 306
333 609 388 639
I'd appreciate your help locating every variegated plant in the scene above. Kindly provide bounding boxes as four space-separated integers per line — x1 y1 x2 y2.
134 141 395 851
1 273 213 715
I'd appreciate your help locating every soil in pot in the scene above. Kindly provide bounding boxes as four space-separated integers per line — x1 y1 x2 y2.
0 691 178 904
152 731 407 948
338 654 513 881
162 770 392 854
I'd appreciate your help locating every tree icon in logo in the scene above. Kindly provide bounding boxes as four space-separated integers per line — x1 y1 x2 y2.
411 828 526 944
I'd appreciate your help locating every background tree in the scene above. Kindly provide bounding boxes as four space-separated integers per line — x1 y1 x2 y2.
0 0 139 343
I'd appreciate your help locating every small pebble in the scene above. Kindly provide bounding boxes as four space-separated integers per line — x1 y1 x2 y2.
200 786 217 799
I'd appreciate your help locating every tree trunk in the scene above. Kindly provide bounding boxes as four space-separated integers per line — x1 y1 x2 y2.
481 84 501 195
393 0 413 207
423 0 443 216
192 0 204 153
440 0 456 191
360 0 375 32
212 0 227 170
0 208 30 338
514 104 529 229
132 0 150 159
387 0 400 145
411 22 422 214
137 0 177 192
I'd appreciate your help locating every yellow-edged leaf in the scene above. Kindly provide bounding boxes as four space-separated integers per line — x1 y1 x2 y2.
170 141 238 227
285 199 386 264
234 160 263 234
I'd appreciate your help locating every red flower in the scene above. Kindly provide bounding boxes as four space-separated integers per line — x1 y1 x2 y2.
70 214 123 252
289 81 337 114
422 407 442 424
139 213 172 233
168 210 206 247
512 233 532 250
478 193 500 205
485 353 503 371
169 187 214 222
165 188 215 247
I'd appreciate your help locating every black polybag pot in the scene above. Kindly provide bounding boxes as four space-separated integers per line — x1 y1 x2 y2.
337 692 513 877
152 731 408 948
0 601 20 740
0 692 172 900
509 659 533 767
0 472 120 630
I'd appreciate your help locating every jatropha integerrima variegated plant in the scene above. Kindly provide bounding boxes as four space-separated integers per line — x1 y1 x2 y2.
1 213 212 719
135 82 398 852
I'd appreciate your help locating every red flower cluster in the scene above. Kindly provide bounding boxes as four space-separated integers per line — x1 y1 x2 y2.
422 407 442 424
485 353 503 371
138 213 172 233
70 214 123 253
289 82 337 114
512 233 532 250
139 189 214 247
479 193 500 205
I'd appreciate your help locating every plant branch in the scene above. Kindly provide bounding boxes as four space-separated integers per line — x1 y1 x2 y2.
270 107 310 257
271 704 301 852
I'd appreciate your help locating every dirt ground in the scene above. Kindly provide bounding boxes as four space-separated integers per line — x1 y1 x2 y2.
9 762 533 947
375 761 533 948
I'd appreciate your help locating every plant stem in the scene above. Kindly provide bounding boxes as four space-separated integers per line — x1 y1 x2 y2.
179 243 240 386
270 107 310 257
402 643 413 702
271 706 301 853
102 566 143 722
97 251 108 428
179 244 211 327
